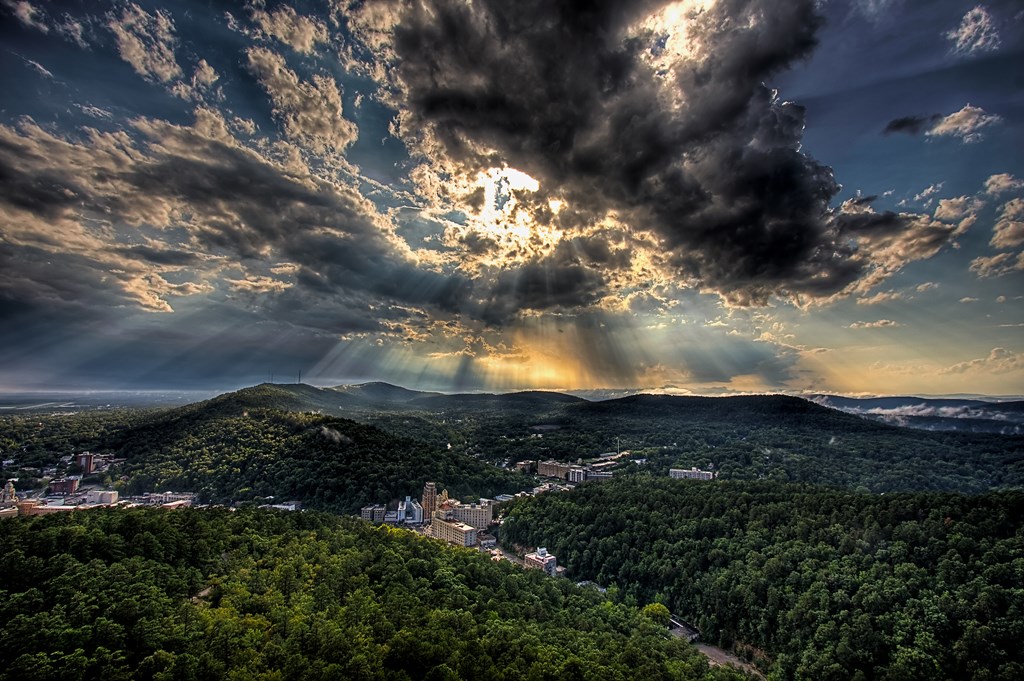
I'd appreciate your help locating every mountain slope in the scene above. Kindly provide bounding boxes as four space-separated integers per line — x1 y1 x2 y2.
105 398 528 511
501 476 1024 680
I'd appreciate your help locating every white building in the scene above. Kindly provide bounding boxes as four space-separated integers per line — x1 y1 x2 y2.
398 496 423 523
669 467 715 481
86 490 119 505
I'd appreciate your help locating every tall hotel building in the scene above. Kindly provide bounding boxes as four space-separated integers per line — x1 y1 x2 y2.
422 481 438 518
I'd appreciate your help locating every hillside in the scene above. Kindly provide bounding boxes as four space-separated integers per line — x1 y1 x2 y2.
387 392 1023 493
0 507 748 681
3 384 1021 497
500 476 1024 680
101 398 529 511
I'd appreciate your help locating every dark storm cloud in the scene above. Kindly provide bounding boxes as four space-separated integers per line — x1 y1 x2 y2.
883 114 942 135
378 0 932 306
0 112 469 333
479 261 607 325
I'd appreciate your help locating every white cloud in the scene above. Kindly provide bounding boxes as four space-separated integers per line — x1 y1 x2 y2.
941 348 1022 375
74 104 113 119
927 105 1002 143
913 183 943 203
857 289 903 305
933 195 983 235
945 6 1001 56
849 319 901 329
991 198 1024 249
252 5 329 55
107 3 182 83
934 196 983 222
22 57 53 79
246 47 357 153
916 282 939 292
970 251 1024 278
3 0 48 33
226 275 290 293
959 297 978 303
984 173 1024 195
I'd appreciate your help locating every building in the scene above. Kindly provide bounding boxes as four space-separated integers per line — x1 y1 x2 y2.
383 510 400 525
524 547 558 577
567 468 587 483
86 490 118 505
398 496 423 524
669 467 716 481
48 478 80 495
422 481 438 519
538 460 572 480
145 491 197 505
514 460 536 473
1 479 16 504
76 452 95 475
430 516 478 547
451 500 493 529
360 504 386 523
14 499 77 516
263 502 301 511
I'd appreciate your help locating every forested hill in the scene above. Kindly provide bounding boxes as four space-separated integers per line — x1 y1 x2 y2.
500 476 1024 680
3 383 1022 496
199 386 1024 495
0 507 749 681
105 401 529 512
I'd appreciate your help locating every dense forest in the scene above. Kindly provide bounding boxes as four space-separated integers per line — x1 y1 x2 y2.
0 387 531 512
433 395 1024 493
0 507 748 681
500 476 1024 680
213 385 1024 493
2 382 1021 506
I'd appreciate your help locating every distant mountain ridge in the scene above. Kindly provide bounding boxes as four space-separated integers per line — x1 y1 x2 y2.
811 394 1024 435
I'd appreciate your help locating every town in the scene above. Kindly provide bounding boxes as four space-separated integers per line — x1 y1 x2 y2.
1 447 715 578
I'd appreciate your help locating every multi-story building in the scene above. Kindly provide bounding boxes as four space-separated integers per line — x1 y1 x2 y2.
76 452 95 475
451 500 493 529
398 496 423 524
585 470 613 481
669 467 715 481
383 510 400 525
145 491 197 505
48 478 79 495
567 468 586 483
524 547 558 577
538 460 572 480
360 504 386 523
430 516 478 547
86 490 118 505
422 481 438 518
514 461 535 473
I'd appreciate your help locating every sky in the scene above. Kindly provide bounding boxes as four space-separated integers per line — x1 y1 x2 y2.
0 0 1021 396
